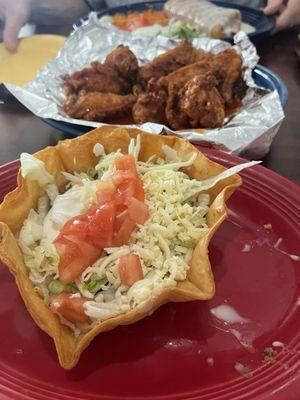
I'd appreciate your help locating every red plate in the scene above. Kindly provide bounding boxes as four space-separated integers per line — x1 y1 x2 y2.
0 148 299 400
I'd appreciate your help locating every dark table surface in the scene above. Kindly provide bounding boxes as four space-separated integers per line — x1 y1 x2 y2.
0 29 299 183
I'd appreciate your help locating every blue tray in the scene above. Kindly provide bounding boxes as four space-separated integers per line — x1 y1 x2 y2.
74 0 275 42
42 64 288 137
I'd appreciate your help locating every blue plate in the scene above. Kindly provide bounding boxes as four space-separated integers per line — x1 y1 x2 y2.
42 64 288 137
74 0 275 42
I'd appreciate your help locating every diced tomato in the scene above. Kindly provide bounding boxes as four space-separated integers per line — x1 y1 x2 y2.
55 205 114 284
85 203 115 248
96 180 116 205
122 14 150 31
55 235 79 267
114 210 129 232
115 154 137 173
50 292 89 324
119 254 143 286
113 154 145 201
126 197 149 225
113 214 136 247
59 215 89 240
115 180 135 204
112 170 136 186
55 235 101 284
133 178 145 202
58 257 88 286
65 235 101 264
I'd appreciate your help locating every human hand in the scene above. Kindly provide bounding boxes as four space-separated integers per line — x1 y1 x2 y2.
0 0 29 52
263 0 300 33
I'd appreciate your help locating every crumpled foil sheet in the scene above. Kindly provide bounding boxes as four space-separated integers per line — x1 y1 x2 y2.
5 13 284 158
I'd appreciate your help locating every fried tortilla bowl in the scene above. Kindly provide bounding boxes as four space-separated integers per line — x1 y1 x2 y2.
0 126 241 369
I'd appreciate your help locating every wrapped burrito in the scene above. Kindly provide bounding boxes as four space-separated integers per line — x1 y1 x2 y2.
164 0 242 38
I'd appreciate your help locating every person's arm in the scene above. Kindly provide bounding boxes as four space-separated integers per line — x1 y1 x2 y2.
0 0 29 51
263 0 300 33
0 0 91 52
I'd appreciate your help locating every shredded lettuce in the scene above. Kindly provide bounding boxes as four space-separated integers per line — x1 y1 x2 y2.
169 20 202 39
99 15 114 24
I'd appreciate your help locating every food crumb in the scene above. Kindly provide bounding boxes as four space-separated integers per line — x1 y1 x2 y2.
263 224 272 230
207 357 214 366
272 341 284 348
263 347 277 363
234 362 252 375
242 243 251 252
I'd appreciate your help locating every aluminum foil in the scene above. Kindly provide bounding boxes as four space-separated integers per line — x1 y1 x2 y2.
5 13 284 158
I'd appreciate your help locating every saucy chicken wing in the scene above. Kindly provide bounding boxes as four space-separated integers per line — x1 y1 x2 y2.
210 49 245 105
62 41 244 128
104 45 138 83
178 74 225 128
166 73 225 130
63 45 139 98
162 61 212 92
63 91 136 122
64 61 130 96
163 62 211 128
132 78 168 124
139 40 202 84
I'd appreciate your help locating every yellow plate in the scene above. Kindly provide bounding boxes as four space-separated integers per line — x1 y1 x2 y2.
0 34 65 86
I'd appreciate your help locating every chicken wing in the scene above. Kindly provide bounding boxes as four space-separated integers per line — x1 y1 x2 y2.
132 78 168 124
63 91 136 122
139 40 203 84
104 45 138 83
63 45 139 97
178 74 225 128
164 61 211 128
64 61 130 96
167 73 225 130
210 49 245 105
162 61 211 92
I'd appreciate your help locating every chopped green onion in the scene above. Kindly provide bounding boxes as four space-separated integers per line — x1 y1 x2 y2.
84 274 108 294
48 279 78 295
65 281 79 294
24 255 35 268
48 279 65 295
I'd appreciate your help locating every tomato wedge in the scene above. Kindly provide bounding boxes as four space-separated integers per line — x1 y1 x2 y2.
50 292 89 323
119 254 144 286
